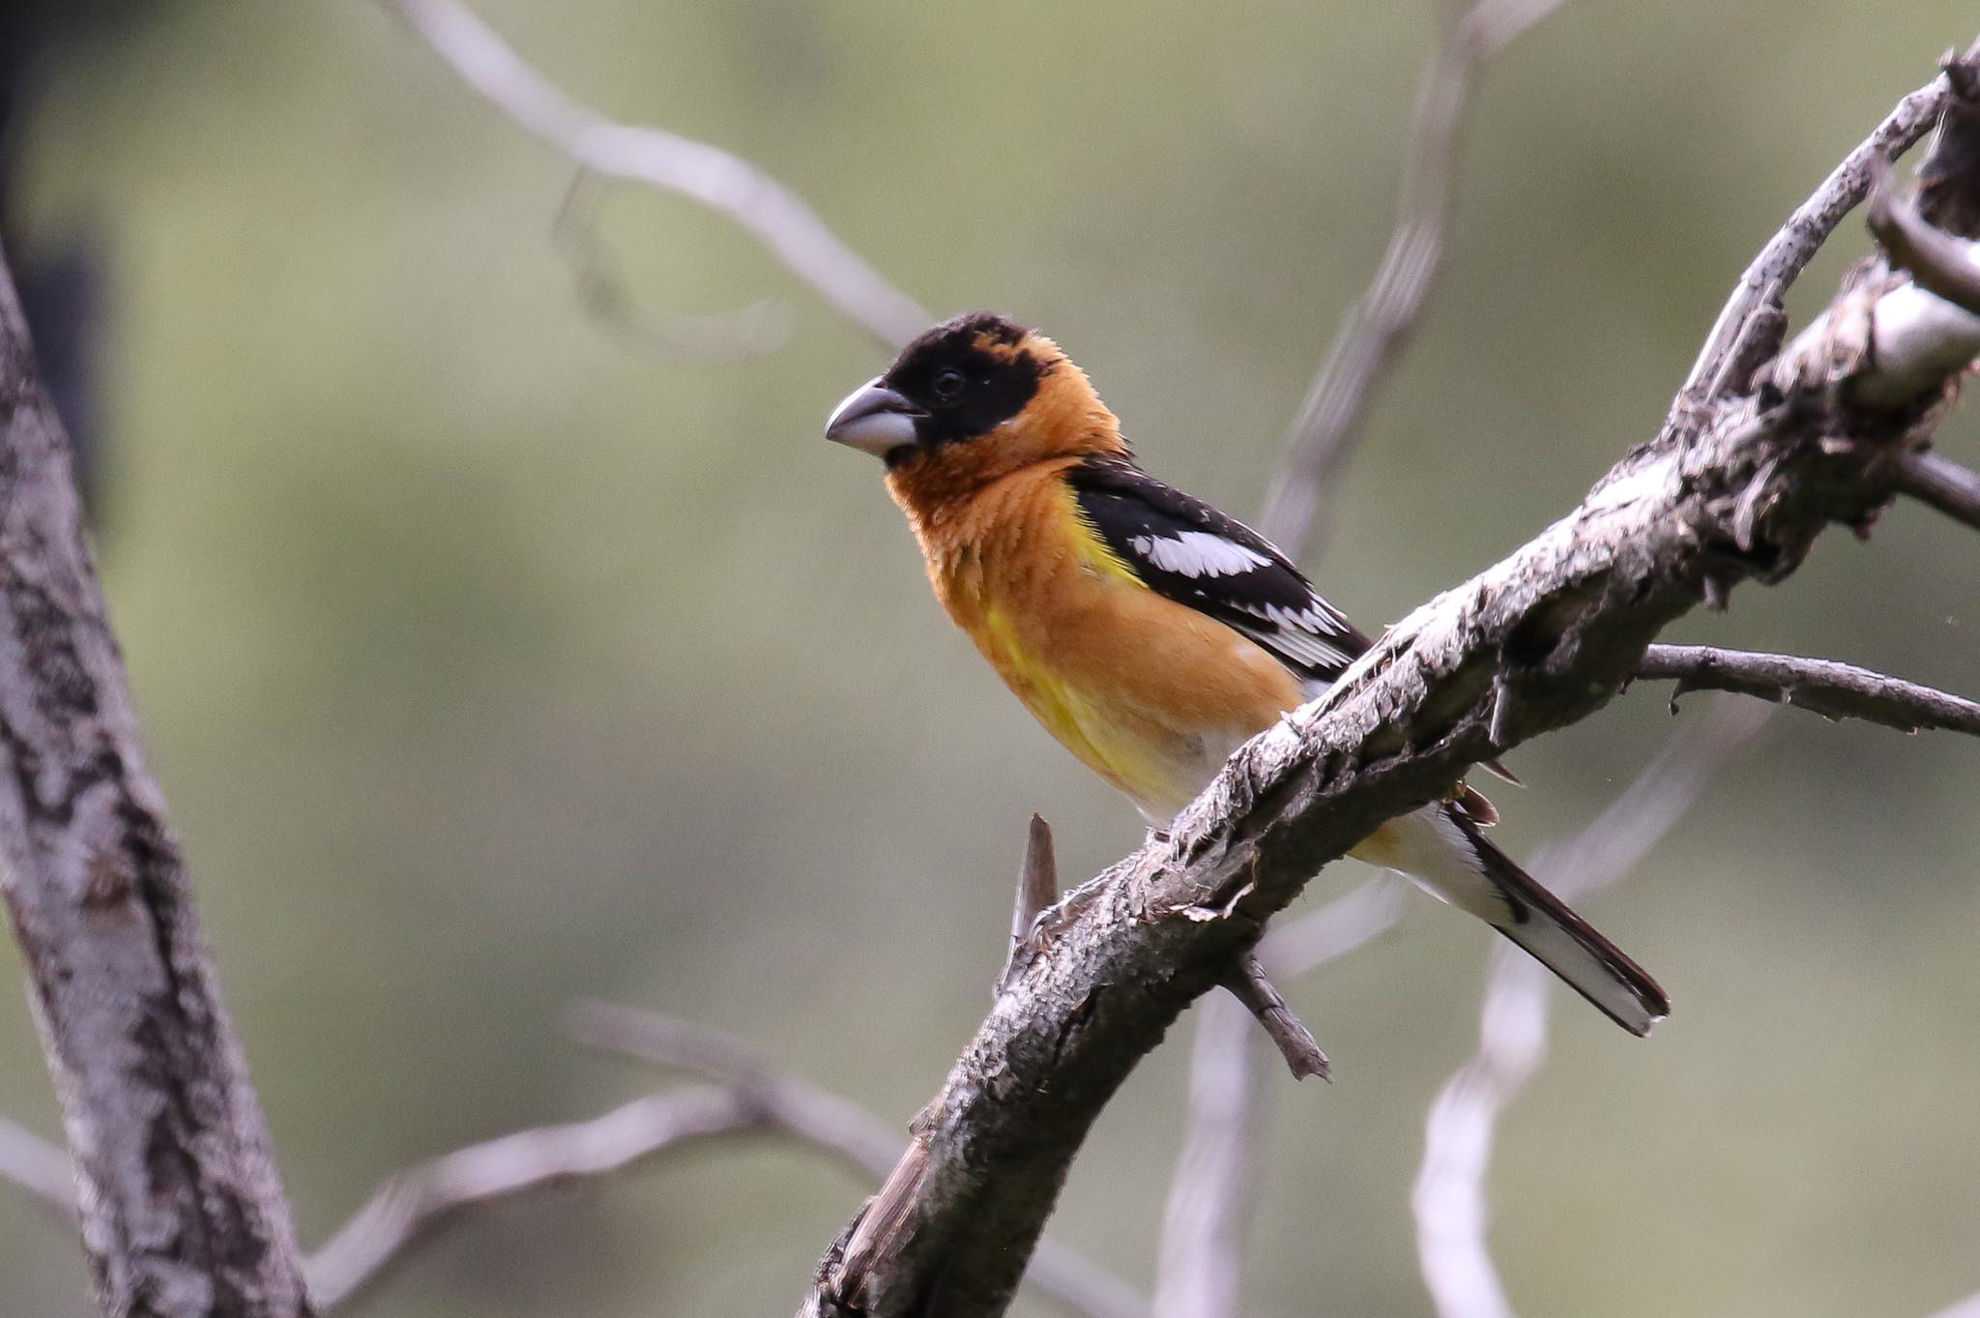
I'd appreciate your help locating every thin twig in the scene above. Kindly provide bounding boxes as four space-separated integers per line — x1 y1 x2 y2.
1412 696 1771 1318
568 1004 1150 1318
0 1116 74 1222
1678 62 1955 404
552 170 794 364
1002 814 1061 992
299 1005 1147 1318
1146 878 1404 1318
384 0 929 349
1868 157 1980 317
1637 643 1980 736
306 1086 775 1309
1220 955 1329 1081
1894 448 1980 531
1258 0 1571 557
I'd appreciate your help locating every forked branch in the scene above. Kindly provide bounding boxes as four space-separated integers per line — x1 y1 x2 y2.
384 0 928 349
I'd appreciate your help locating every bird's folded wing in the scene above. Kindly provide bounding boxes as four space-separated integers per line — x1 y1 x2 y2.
1065 454 1372 686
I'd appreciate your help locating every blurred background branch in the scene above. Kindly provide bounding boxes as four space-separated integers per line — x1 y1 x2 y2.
551 169 796 365
0 1117 73 1225
565 1005 1150 1318
1160 2 1572 1311
307 1001 1149 1318
385 0 928 349
1413 695 1770 1318
1257 0 1570 560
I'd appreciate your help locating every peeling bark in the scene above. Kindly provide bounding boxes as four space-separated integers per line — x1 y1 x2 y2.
0 247 312 1318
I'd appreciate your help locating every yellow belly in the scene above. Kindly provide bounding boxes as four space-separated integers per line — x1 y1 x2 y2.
922 468 1304 823
977 602 1253 820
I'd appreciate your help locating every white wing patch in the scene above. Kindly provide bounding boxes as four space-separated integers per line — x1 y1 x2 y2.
1227 598 1358 675
1249 625 1354 672
1128 531 1272 579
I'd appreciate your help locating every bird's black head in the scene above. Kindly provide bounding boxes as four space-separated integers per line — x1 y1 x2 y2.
825 311 1059 466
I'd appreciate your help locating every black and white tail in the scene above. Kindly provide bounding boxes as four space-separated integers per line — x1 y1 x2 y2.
1458 816 1670 1036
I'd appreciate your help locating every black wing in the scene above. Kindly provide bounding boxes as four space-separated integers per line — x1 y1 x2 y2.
1066 454 1371 685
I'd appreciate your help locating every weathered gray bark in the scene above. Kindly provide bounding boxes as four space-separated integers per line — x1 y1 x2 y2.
0 247 312 1317
799 46 1980 1318
1637 644 1980 735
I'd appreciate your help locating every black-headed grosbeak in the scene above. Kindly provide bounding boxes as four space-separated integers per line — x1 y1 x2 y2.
825 312 1668 1035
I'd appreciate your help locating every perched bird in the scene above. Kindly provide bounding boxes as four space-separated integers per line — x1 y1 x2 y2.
825 311 1668 1035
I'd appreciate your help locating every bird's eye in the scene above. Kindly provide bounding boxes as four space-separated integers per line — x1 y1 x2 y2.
930 368 967 400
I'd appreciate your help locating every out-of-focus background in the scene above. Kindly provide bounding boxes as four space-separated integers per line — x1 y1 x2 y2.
2 2 1977 1315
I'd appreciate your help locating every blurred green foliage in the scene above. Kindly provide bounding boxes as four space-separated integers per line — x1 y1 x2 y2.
2 2 1978 1315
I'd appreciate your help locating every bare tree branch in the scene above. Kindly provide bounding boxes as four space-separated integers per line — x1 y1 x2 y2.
306 1086 776 1310
552 169 795 365
1258 0 1570 557
383 0 929 350
1637 644 1980 735
1003 814 1061 993
1412 696 1770 1318
795 48 1980 1318
290 1003 1151 1318
1894 448 1980 531
1868 157 1980 317
1679 60 1953 403
567 1005 1149 1318
0 245 315 1315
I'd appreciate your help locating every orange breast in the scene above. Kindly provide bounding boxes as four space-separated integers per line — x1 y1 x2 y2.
890 460 1303 820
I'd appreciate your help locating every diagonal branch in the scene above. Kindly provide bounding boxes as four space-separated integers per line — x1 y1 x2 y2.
0 246 315 1315
1258 0 1571 556
567 1005 1150 1318
306 1086 778 1310
796 45 1980 1318
383 0 929 350
1894 449 1980 531
1637 644 1980 736
1678 59 1954 404
295 1004 1149 1318
1869 156 1980 318
551 170 795 365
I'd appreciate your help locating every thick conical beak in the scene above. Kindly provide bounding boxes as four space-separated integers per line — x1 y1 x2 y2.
825 378 921 457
